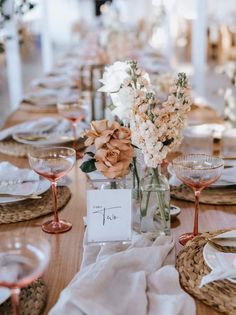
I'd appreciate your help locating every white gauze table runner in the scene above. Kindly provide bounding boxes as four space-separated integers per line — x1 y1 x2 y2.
49 232 195 315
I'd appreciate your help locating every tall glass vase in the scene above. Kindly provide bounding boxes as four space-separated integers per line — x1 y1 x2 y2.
140 165 170 235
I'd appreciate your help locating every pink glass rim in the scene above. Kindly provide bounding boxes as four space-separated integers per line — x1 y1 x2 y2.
172 154 224 169
28 146 76 158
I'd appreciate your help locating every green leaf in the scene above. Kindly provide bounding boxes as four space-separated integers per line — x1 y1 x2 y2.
80 159 96 173
108 103 116 111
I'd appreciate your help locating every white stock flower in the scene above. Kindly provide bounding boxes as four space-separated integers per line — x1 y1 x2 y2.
110 86 135 121
98 61 131 93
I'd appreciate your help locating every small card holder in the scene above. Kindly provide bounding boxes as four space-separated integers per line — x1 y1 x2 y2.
86 176 132 245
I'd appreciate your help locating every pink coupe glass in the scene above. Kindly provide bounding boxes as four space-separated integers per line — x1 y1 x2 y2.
28 146 76 233
172 154 224 245
0 232 50 315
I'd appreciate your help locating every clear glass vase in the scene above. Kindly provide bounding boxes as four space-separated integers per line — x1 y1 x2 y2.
100 177 131 190
140 166 170 235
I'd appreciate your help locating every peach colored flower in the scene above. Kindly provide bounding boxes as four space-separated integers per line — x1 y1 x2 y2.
82 120 122 148
81 119 133 178
108 127 133 151
95 146 133 179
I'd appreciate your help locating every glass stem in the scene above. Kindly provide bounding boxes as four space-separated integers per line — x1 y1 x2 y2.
11 288 20 315
52 181 59 223
193 189 201 236
72 122 77 150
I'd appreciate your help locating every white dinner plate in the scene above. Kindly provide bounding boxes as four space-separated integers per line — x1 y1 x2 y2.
0 178 50 204
0 288 10 305
12 131 75 147
184 123 225 139
203 230 236 284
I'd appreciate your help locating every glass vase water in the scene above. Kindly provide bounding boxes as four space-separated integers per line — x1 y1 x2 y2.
140 166 170 235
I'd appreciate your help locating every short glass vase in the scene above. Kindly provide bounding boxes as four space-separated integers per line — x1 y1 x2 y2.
140 166 170 235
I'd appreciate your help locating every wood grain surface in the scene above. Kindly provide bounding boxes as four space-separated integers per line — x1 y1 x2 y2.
1 108 236 315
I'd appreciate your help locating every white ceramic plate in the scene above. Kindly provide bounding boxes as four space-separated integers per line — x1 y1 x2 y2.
184 123 225 139
0 288 10 305
203 230 236 284
0 178 50 204
211 160 236 188
12 131 75 147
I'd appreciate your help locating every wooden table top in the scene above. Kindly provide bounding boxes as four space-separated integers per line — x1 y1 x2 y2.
1 107 236 315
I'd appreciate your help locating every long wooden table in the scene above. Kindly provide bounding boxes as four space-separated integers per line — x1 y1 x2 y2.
1 108 236 315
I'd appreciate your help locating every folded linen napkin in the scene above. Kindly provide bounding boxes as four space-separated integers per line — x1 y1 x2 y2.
0 162 39 196
0 117 88 142
0 117 58 141
200 252 236 287
49 233 195 315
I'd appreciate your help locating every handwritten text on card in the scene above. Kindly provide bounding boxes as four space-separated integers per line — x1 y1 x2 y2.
87 189 132 243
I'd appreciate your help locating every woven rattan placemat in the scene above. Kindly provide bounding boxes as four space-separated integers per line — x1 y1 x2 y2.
0 138 85 157
171 184 236 205
0 186 71 224
176 231 236 314
0 278 47 315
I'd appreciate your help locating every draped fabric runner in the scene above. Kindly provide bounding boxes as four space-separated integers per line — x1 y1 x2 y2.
49 233 195 315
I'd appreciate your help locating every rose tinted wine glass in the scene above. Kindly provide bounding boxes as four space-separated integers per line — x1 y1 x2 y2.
172 154 224 245
57 99 86 159
28 146 76 233
0 232 50 315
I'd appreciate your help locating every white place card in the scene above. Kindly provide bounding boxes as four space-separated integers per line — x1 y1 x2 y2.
87 189 132 244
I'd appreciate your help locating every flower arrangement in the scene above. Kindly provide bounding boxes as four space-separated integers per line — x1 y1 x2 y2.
98 61 151 122
80 119 133 179
99 61 192 233
130 72 192 167
99 60 192 167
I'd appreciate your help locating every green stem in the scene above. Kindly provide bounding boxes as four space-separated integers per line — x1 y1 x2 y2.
140 172 153 217
110 181 117 189
151 168 168 229
133 157 140 199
